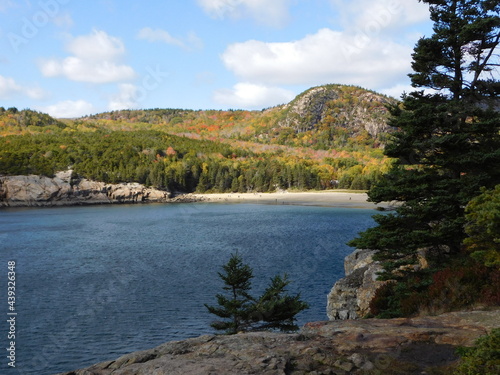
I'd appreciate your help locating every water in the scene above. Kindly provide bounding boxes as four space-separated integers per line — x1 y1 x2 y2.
0 202 376 374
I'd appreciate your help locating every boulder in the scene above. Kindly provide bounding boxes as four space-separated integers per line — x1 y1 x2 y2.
327 249 387 320
0 175 67 206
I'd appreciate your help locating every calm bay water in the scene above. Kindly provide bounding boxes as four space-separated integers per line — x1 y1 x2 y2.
0 202 376 375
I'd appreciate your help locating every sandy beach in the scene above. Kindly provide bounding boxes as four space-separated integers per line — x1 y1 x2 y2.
191 191 395 209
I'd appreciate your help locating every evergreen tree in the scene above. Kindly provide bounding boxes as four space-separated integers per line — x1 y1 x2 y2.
251 274 309 332
205 253 255 334
350 1 500 276
464 185 500 267
205 254 309 334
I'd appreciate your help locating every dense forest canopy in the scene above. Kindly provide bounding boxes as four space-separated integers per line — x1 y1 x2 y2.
0 85 394 192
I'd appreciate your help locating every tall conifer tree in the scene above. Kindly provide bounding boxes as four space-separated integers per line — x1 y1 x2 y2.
350 0 500 275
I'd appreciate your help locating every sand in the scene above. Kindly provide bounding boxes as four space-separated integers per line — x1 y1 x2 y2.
190 191 395 209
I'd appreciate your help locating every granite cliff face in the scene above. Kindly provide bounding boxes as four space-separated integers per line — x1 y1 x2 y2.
0 171 196 207
57 310 499 375
326 249 387 320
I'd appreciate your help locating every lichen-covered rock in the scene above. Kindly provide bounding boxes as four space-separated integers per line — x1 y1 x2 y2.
327 249 387 320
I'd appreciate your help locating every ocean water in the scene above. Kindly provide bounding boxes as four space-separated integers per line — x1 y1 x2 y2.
0 202 376 374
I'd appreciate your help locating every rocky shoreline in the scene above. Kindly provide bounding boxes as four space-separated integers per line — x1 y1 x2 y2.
0 171 201 207
57 309 498 375
56 248 498 375
0 172 393 209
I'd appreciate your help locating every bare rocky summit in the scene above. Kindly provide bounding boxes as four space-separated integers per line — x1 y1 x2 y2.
57 309 498 375
278 84 395 138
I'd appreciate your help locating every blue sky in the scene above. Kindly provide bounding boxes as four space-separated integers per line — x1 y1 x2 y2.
0 0 433 118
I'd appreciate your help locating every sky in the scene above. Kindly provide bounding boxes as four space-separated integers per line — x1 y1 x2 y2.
0 0 433 118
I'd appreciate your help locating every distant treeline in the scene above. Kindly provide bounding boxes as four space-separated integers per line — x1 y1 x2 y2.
0 130 330 192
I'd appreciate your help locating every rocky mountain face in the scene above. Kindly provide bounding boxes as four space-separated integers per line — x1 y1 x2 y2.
58 309 498 375
277 85 396 138
0 170 197 207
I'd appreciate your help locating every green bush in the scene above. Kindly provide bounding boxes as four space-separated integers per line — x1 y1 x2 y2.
453 329 500 375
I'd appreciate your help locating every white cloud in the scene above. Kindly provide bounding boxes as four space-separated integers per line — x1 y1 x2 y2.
39 29 135 84
379 83 414 99
221 28 412 89
213 0 432 107
137 27 184 47
108 84 140 111
41 57 135 84
214 82 295 109
0 75 48 100
137 27 202 50
0 75 22 98
40 99 95 118
68 29 125 61
24 86 48 100
332 0 430 34
197 0 291 27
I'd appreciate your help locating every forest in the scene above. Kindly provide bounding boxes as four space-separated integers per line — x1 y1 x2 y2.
0 85 392 193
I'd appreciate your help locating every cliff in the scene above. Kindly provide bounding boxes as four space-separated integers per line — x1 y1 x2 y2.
0 171 198 207
57 309 499 375
326 248 432 320
326 249 387 320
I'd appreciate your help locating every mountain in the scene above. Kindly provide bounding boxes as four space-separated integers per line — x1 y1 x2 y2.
82 84 397 149
277 84 395 138
0 85 397 192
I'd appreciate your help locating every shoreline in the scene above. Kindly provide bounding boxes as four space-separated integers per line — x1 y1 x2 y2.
192 190 394 209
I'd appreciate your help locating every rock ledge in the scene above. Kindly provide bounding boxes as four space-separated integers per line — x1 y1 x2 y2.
57 309 499 375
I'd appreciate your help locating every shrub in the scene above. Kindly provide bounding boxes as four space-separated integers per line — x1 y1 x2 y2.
453 329 500 375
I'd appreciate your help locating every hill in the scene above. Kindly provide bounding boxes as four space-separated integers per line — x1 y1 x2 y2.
0 85 396 192
82 84 396 149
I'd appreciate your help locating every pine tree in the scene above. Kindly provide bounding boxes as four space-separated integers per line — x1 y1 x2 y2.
205 253 255 334
251 274 309 332
350 1 500 276
205 254 309 334
464 185 500 267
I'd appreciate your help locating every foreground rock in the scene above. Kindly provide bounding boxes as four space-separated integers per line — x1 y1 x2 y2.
0 171 200 207
327 249 387 320
57 309 498 375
